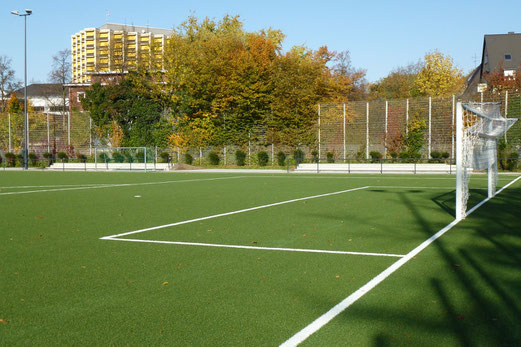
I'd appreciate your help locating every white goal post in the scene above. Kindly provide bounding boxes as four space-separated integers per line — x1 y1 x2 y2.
455 102 518 220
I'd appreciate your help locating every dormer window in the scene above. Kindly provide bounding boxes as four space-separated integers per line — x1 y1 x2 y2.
505 54 512 61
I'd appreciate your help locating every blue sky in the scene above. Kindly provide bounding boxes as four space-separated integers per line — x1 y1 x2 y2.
1 0 520 85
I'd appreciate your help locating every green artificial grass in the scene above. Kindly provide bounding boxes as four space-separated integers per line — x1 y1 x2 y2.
1 171 520 345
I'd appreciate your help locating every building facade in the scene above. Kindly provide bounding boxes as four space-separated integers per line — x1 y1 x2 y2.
71 23 172 84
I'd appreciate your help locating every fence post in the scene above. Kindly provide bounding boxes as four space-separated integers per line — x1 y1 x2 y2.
385 100 388 158
366 102 369 160
8 113 11 152
343 103 346 162
248 131 251 166
318 104 321 160
89 117 92 157
406 99 409 135
271 143 274 165
505 91 509 143
450 95 456 159
47 113 50 153
95 147 97 171
428 96 432 159
67 111 71 147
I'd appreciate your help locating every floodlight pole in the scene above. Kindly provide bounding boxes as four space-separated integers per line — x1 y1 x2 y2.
11 9 32 170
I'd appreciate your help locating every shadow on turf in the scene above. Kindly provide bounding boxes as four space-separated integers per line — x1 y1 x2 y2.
326 187 521 345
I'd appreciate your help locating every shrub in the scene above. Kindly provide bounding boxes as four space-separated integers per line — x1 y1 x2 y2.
430 151 441 163
112 151 125 163
5 152 16 167
431 151 441 159
293 149 304 165
99 153 109 162
57 152 68 162
77 154 87 163
184 153 193 165
135 150 145 163
235 150 246 166
160 152 170 163
326 152 335 163
43 152 53 160
208 151 220 165
369 151 382 162
311 150 319 163
398 151 409 159
276 151 286 166
28 152 38 166
507 152 519 171
257 151 269 166
123 151 134 163
16 153 24 166
390 152 398 159
441 151 450 159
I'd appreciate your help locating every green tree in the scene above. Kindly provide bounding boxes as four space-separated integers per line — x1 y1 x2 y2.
81 78 170 147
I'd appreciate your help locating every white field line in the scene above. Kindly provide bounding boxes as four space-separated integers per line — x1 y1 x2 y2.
102 237 405 258
101 186 370 240
369 185 487 190
0 176 246 196
279 175 521 347
0 183 115 189
247 175 516 181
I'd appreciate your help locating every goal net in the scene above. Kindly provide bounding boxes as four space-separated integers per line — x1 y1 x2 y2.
94 147 154 170
455 102 518 220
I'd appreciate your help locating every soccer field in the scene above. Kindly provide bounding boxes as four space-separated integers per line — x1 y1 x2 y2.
1 171 520 345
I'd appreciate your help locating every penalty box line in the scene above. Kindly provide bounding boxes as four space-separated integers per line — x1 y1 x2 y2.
279 175 521 347
100 185 404 258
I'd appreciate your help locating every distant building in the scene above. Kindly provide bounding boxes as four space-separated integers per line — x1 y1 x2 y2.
68 23 172 111
71 23 172 84
13 83 68 114
465 32 521 94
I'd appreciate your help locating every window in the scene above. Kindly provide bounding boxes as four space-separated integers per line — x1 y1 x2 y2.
505 54 512 61
77 92 85 102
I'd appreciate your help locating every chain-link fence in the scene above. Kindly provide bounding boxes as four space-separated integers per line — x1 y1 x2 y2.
1 90 520 166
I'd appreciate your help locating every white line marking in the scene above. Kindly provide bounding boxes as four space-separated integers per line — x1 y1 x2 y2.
101 186 370 239
247 175 516 181
279 175 521 346
103 237 405 257
0 183 111 189
0 176 246 196
369 185 487 190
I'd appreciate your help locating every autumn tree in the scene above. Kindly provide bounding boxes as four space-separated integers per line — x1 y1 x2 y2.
370 61 422 100
483 63 521 93
332 50 367 100
414 50 465 96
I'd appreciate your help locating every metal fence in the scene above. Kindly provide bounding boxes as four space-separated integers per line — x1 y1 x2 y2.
1 90 520 165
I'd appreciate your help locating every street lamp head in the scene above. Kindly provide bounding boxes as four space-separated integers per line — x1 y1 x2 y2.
25 9 32 15
10 10 19 15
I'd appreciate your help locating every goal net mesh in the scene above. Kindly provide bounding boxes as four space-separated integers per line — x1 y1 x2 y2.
459 102 518 217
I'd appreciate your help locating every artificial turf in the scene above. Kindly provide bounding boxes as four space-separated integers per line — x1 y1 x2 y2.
1 171 520 345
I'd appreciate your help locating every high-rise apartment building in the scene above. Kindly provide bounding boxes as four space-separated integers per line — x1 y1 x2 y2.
71 23 172 84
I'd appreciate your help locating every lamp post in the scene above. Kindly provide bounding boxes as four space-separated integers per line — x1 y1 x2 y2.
11 9 32 170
